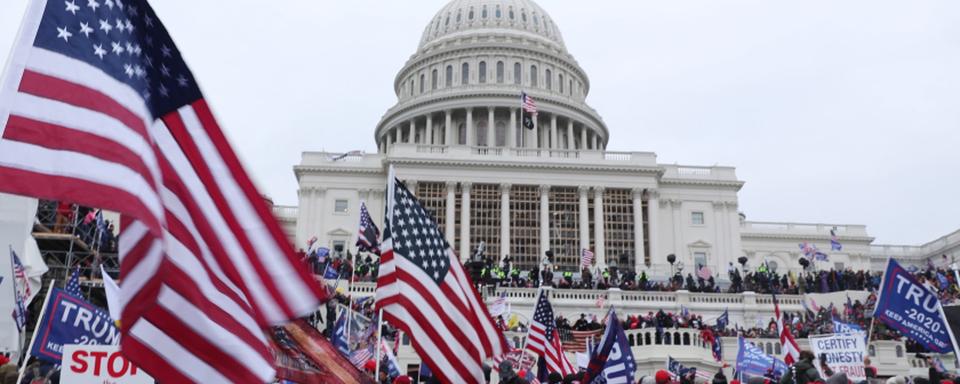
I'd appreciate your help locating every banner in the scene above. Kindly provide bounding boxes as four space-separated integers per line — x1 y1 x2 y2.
584 309 636 384
832 319 863 334
808 332 867 382
735 337 787 381
30 288 119 363
873 259 955 353
62 344 153 384
270 319 375 384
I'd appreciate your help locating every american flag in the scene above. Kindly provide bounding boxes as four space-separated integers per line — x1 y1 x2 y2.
0 1 326 383
773 294 800 365
375 172 507 384
356 202 380 255
349 345 374 368
561 328 603 353
526 290 576 376
520 91 537 130
9 247 28 331
580 248 593 269
830 228 843 251
65 266 82 297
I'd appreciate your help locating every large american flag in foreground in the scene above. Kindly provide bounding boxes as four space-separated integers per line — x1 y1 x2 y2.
376 173 507 384
0 1 326 382
526 290 576 376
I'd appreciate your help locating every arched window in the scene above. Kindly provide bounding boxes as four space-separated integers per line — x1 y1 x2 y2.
521 10 527 22
409 79 414 96
569 79 573 95
478 61 486 83
513 63 521 85
644 333 651 345
481 5 487 18
445 14 450 27
456 10 461 22
530 65 538 87
533 13 539 29
496 61 504 83
468 7 474 20
682 333 690 345
458 123 466 145
559 74 564 93
495 5 501 18
495 121 506 146
663 332 671 345
446 65 453 87
461 63 469 85
431 69 438 90
545 69 552 90
477 120 487 146
508 7 514 20
419 74 425 94
673 333 681 345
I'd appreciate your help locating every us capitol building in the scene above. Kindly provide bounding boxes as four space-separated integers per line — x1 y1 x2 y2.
270 0 959 376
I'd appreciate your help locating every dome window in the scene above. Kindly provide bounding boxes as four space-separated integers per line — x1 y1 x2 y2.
461 63 470 85
478 61 486 84
530 65 538 87
545 69 551 90
468 7 474 20
495 5 501 18
521 10 527 22
431 69 438 90
559 74 564 93
482 5 488 19
445 14 450 26
409 79 414 96
419 74 425 94
569 79 573 95
533 14 539 29
496 61 504 83
513 62 521 85
456 10 461 23
445 65 453 87
508 7 514 20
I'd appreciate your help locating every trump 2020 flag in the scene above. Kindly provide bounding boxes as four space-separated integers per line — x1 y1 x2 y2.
583 308 636 384
0 1 326 382
30 288 120 363
735 336 787 380
873 259 957 354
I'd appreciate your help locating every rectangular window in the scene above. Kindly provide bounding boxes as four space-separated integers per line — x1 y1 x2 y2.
694 252 707 269
333 240 345 255
334 199 349 213
691 211 704 225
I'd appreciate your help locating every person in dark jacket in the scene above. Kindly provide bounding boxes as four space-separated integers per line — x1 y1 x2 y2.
779 351 822 384
713 368 729 384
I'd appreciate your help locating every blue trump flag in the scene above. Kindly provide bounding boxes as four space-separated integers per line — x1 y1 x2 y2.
30 288 120 363
324 264 340 280
735 336 787 380
716 309 729 330
583 308 636 384
832 318 863 334
873 259 956 354
333 307 349 356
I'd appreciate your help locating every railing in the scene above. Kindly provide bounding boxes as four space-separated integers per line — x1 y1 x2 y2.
602 151 632 161
741 221 869 236
677 167 711 176
416 145 447 154
271 205 298 220
473 147 503 156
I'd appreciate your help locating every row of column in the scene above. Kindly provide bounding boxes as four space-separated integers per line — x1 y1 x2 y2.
380 107 604 152
439 182 660 273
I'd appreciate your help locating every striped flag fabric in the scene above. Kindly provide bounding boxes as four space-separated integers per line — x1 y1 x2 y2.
0 1 326 382
375 172 507 384
349 345 374 368
526 290 576 376
561 328 603 353
580 248 594 269
356 202 381 254
773 294 800 365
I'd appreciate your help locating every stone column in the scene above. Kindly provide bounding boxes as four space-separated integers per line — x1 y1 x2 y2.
509 108 517 148
295 187 312 249
444 110 453 146
487 107 495 147
460 182 472 262
539 184 550 257
566 120 574 150
632 188 646 272
466 108 474 146
500 183 511 262
593 187 606 268
550 114 558 149
408 120 416 144
671 199 683 265
713 201 726 272
646 189 660 269
445 181 456 246
580 127 587 150
531 116 539 149
425 114 433 145
313 187 327 246
592 134 598 150
578 186 590 255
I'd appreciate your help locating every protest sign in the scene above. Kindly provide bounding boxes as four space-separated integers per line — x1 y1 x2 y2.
62 344 153 384
809 332 867 382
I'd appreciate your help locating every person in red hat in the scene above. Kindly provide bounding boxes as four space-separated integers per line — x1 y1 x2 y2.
656 370 673 384
393 375 412 384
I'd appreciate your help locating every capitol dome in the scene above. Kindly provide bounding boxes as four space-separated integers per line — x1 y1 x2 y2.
375 0 608 154
418 0 566 53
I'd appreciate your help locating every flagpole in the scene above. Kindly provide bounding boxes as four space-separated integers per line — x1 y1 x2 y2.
374 308 384 380
16 279 55 384
8 246 26 359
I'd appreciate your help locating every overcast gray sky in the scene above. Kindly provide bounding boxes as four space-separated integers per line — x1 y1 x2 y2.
2 0 958 245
